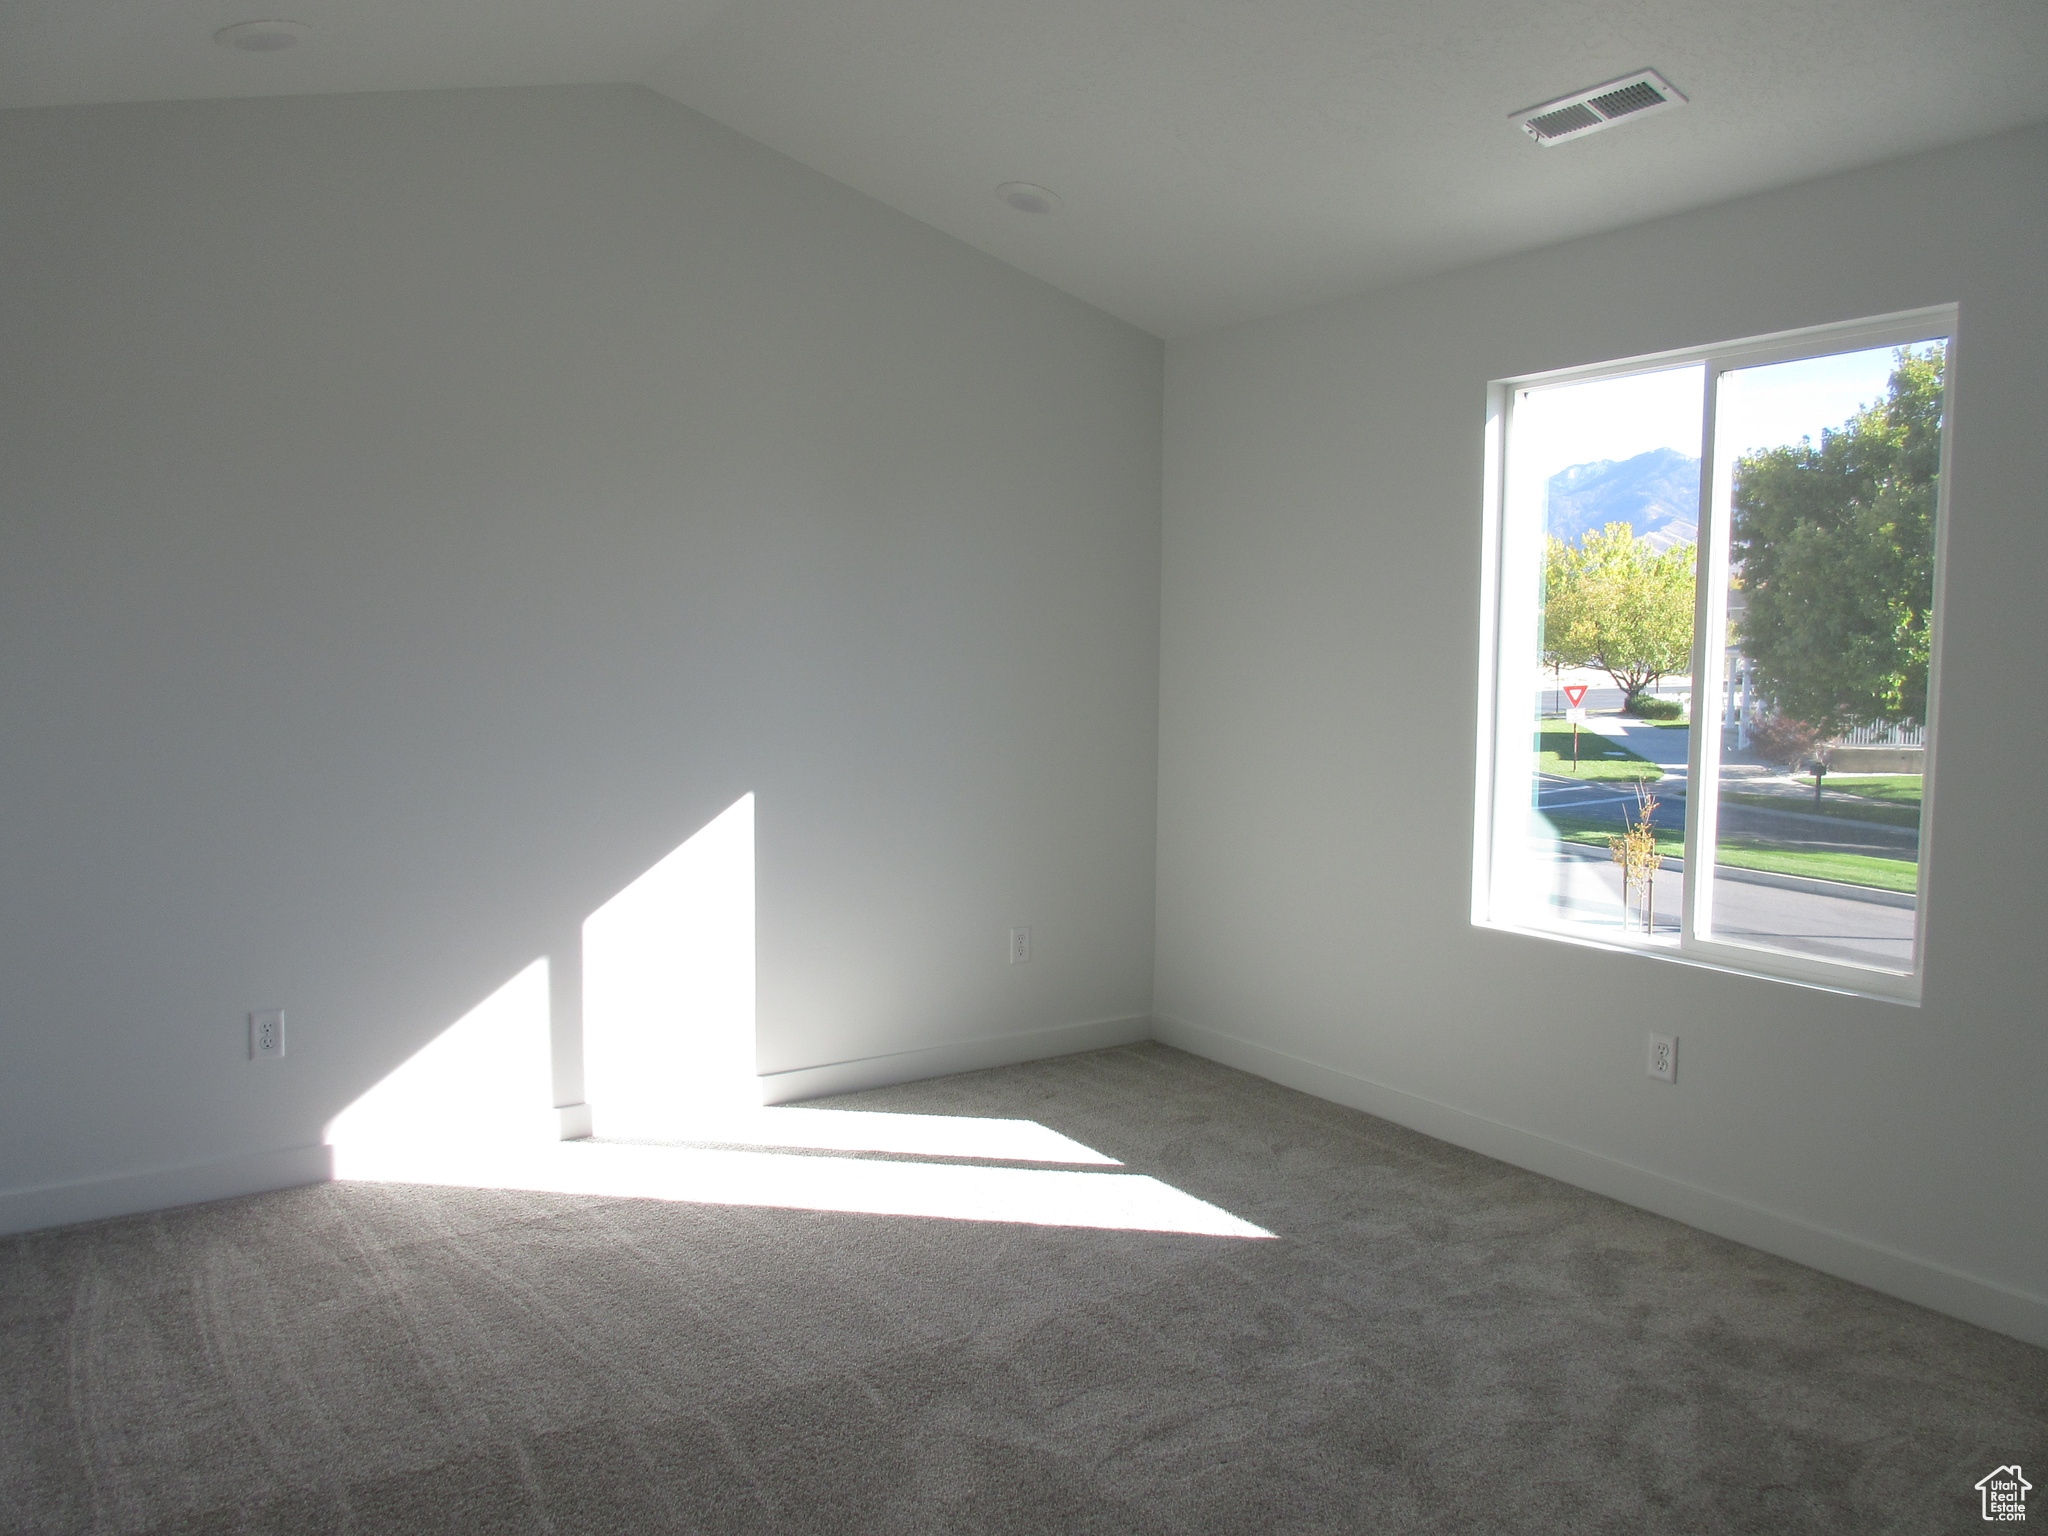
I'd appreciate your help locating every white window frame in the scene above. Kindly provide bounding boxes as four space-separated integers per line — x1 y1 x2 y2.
1473 305 1957 1004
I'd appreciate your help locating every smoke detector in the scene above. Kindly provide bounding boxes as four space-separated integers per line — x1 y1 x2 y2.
996 182 1062 215
1514 70 1686 146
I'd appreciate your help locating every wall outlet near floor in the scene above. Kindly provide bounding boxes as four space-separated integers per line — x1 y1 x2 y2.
250 1009 286 1060
1646 1031 1676 1082
1009 927 1031 964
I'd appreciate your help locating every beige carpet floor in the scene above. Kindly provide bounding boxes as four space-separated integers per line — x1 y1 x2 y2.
2 1042 2041 1534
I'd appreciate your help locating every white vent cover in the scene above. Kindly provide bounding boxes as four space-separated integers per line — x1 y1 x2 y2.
1514 70 1687 146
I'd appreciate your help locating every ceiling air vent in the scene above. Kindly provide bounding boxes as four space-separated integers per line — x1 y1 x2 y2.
1514 70 1686 146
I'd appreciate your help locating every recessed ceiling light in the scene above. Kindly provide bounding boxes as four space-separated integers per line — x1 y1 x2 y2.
996 182 1062 215
213 20 311 52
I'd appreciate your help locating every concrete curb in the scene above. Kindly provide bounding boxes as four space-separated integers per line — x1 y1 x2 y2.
1550 840 1916 908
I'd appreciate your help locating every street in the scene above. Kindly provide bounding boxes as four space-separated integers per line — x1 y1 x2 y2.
1533 719 1918 862
1522 715 1918 970
1530 845 1915 971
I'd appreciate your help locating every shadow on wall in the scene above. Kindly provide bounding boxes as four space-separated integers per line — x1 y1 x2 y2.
325 795 1269 1239
328 793 756 1156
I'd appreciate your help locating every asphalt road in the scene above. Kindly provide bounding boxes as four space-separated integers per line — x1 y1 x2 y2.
1517 712 1921 967
1531 718 1918 860
1533 775 1919 861
1531 847 1914 971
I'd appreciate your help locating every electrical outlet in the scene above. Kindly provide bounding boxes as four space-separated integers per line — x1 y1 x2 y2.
1009 927 1031 965
1646 1031 1676 1083
250 1008 286 1060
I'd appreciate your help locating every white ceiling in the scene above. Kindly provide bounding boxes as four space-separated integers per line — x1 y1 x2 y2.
6 0 2045 337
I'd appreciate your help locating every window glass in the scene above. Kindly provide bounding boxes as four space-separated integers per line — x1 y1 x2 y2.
1700 342 1945 972
1484 316 1951 997
1496 365 1702 944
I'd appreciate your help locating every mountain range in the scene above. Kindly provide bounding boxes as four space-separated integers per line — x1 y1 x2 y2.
1545 446 1700 551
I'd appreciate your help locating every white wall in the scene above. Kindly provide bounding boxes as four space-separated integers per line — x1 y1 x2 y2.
1156 123 2048 1342
0 84 1162 1227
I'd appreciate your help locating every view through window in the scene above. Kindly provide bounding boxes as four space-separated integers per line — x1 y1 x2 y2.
1483 312 1952 997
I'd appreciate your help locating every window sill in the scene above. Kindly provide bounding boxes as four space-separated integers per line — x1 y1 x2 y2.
1474 917 1922 1006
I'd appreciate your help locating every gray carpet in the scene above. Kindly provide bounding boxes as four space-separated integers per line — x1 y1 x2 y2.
3 1043 2041 1534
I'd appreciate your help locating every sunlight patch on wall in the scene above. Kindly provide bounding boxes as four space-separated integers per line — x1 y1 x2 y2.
326 795 761 1181
584 794 757 1133
317 788 1264 1237
327 959 556 1178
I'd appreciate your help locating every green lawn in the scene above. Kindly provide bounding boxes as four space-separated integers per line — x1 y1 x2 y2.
1532 722 1663 781
1710 844 1919 893
1536 812 1918 893
1796 774 1923 807
1721 790 1921 830
1538 811 1682 857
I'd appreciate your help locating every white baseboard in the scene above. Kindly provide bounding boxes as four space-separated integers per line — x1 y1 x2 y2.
555 1102 594 1140
18 1017 2034 1349
0 1143 334 1239
1153 1013 2048 1347
757 1014 1154 1105
0 1020 1154 1234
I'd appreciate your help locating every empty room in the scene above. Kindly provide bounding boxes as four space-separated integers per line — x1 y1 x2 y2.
2 1 2043 1531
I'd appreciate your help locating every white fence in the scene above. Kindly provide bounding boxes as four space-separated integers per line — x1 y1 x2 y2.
1830 720 1925 748
1722 652 1923 749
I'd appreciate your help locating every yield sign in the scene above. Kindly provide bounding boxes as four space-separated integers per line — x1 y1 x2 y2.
1563 684 1589 707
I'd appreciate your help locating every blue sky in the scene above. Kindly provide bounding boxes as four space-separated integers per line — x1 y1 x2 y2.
1516 337 1946 485
1717 344 1935 459
1518 363 1703 483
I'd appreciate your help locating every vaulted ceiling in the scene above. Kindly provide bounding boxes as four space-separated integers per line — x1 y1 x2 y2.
6 0 2044 336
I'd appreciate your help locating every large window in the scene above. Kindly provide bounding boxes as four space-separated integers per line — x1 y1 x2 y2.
1476 309 1954 1001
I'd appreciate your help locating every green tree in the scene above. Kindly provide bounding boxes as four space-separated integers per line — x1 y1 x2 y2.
1731 346 1944 733
1542 523 1696 706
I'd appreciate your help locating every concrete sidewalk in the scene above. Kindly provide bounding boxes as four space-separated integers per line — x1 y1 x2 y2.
1547 838 1916 908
